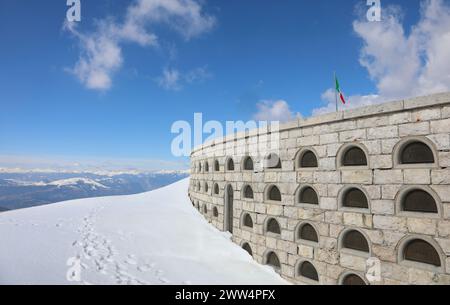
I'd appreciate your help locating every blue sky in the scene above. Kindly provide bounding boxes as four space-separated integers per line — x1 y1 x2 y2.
0 0 449 171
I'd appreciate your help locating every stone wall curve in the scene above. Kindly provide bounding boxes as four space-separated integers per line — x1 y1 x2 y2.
189 93 450 285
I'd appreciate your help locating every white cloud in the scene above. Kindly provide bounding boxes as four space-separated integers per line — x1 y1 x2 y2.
157 68 182 91
185 66 212 84
313 0 450 115
65 21 125 90
156 66 212 91
313 88 382 116
125 0 216 41
253 100 301 123
66 0 216 91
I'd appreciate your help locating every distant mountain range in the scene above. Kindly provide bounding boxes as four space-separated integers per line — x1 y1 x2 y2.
0 170 189 211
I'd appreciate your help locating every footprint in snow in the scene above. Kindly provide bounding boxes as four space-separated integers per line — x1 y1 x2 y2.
137 265 152 272
159 278 170 284
127 279 140 285
115 262 127 272
124 254 137 265
136 263 155 272
145 262 156 269
125 258 137 265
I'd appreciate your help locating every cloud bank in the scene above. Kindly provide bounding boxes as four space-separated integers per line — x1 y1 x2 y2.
157 66 212 91
0 154 189 172
66 0 216 91
314 0 450 115
253 100 301 123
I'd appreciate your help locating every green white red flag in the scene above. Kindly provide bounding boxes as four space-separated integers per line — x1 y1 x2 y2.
335 76 346 104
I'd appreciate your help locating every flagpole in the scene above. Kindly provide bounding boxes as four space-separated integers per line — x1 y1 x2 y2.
334 71 338 112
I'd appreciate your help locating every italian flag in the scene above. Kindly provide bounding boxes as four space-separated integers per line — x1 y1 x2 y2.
335 76 346 104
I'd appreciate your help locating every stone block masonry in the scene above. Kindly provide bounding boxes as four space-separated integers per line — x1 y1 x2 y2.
188 92 450 285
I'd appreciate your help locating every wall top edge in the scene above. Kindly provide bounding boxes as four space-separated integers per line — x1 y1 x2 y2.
191 92 450 155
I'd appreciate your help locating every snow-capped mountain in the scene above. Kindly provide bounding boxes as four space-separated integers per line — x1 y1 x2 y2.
0 178 286 285
47 178 110 189
0 170 189 211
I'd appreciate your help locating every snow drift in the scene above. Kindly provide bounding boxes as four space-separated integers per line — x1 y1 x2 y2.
0 178 287 285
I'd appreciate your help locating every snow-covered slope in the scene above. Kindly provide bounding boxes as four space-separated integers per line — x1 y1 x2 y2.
0 178 287 285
